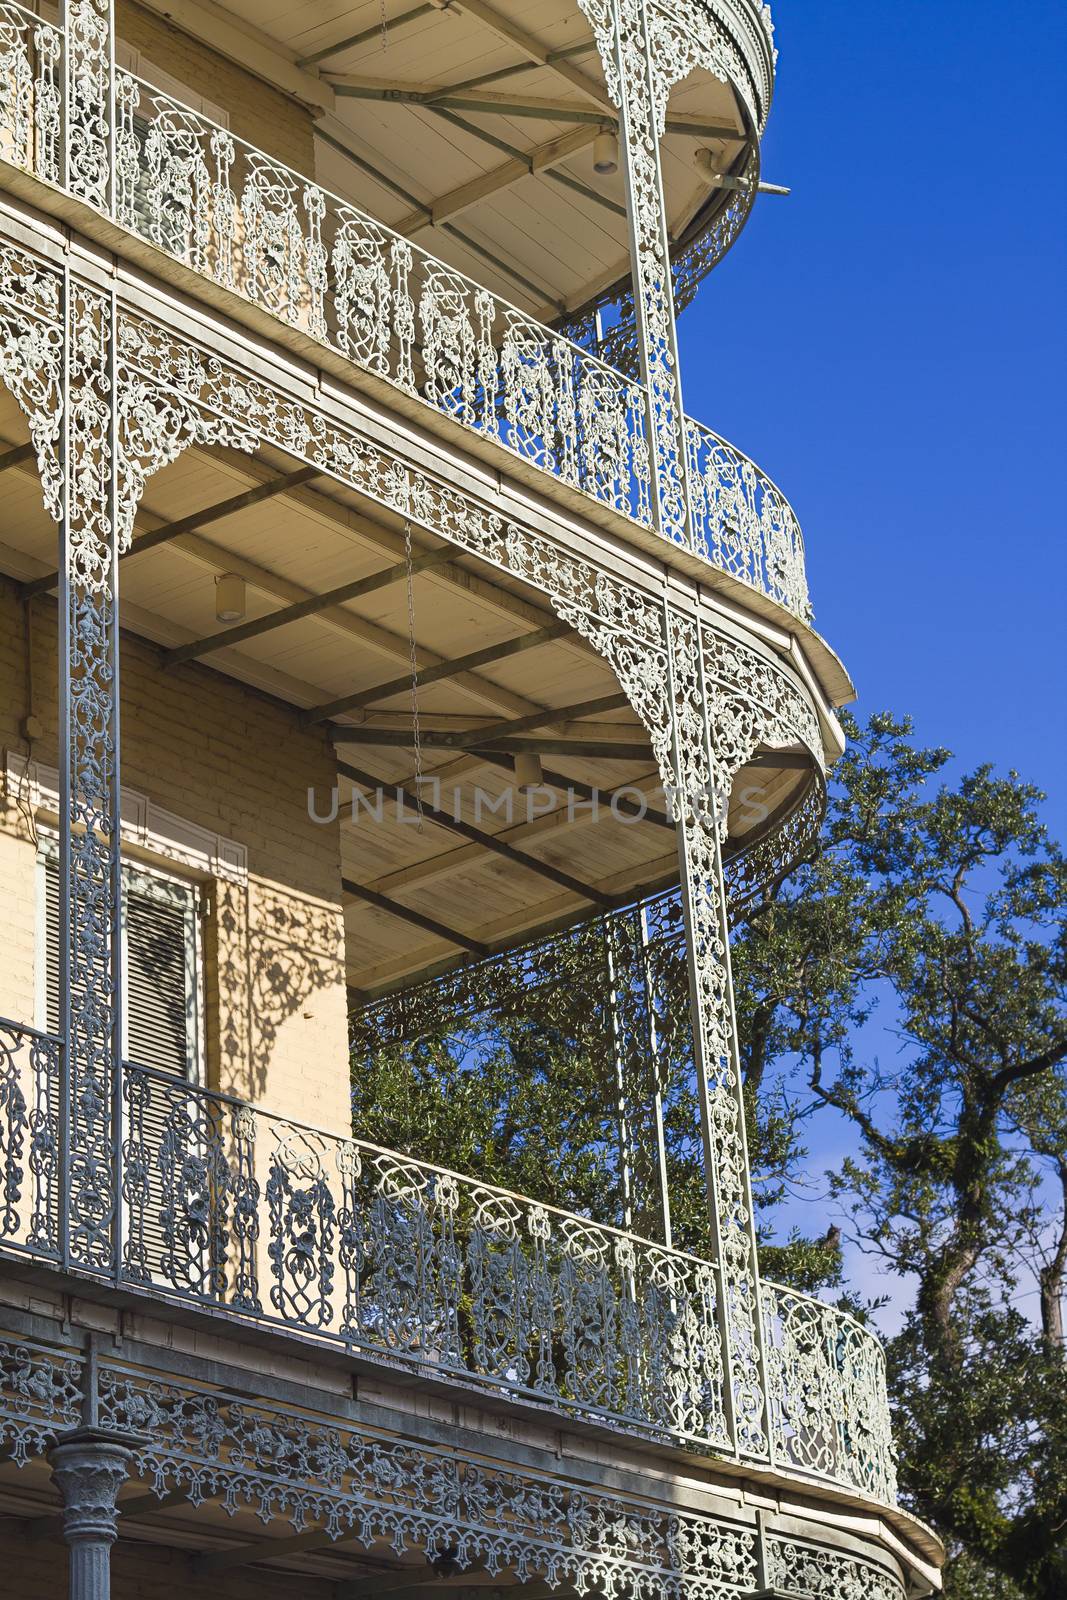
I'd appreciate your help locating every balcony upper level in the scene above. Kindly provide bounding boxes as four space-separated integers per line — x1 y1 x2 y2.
0 0 819 638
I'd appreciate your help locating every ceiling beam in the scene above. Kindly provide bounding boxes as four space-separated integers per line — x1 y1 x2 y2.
428 107 624 220
446 690 632 749
161 544 456 668
476 750 674 831
445 0 612 110
304 621 570 723
342 876 489 957
21 466 319 598
334 728 652 760
339 759 613 908
297 3 439 67
0 441 35 473
396 122 602 234
327 80 742 138
430 40 599 99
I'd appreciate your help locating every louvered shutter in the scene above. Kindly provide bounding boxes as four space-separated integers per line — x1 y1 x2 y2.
41 849 200 1079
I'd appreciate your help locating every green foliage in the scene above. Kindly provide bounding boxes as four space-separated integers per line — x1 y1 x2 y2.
351 710 1067 1598
730 712 1067 1599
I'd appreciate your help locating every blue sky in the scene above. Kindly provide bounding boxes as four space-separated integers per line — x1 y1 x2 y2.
679 0 1067 833
677 2 1067 1314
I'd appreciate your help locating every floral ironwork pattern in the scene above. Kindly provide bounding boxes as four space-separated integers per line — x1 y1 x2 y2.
763 1283 898 1503
119 1059 730 1449
66 0 111 207
0 4 812 620
0 1323 906 1593
0 1019 896 1502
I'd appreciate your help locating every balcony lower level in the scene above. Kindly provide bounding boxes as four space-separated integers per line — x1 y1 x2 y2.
0 1014 895 1512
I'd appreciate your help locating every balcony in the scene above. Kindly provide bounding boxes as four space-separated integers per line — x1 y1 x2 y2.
0 1 810 623
0 1014 896 1508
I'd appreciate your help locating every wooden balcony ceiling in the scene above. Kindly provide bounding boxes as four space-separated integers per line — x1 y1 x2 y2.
0 404 813 997
224 0 751 319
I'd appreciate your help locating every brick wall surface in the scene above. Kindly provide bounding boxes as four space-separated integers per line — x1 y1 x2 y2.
116 0 317 174
0 578 351 1133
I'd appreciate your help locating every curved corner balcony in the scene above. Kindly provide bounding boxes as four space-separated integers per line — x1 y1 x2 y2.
0 3 809 624
0 1017 894 1510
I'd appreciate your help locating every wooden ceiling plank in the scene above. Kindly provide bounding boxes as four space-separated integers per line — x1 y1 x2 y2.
428 107 624 220
184 446 584 655
396 122 601 234
149 528 546 719
21 466 319 599
339 758 613 908
296 3 438 67
342 876 489 956
161 545 456 668
445 0 612 110
304 620 570 722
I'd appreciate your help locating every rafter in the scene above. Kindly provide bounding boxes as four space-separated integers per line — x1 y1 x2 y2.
327 80 743 139
447 690 633 748
0 441 34 472
342 876 489 957
296 2 438 67
161 544 456 668
396 122 603 234
339 759 613 908
333 728 652 760
442 0 612 110
476 750 674 831
428 107 624 220
429 40 599 99
303 621 570 723
21 466 319 598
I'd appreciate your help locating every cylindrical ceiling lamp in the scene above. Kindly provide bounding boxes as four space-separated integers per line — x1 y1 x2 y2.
513 751 544 793
215 571 246 623
593 130 619 176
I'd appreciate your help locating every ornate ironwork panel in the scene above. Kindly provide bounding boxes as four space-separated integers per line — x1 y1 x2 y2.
0 1323 907 1594
58 280 123 1271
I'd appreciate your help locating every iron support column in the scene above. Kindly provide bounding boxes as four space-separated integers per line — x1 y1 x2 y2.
49 1429 133 1600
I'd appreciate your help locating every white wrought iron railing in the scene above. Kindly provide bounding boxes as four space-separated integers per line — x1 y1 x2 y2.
0 1016 894 1501
0 2 811 620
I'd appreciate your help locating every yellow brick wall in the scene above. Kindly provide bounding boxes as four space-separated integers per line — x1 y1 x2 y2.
0 579 350 1135
116 0 317 174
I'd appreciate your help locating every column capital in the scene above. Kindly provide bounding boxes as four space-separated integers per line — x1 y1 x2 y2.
48 1428 135 1548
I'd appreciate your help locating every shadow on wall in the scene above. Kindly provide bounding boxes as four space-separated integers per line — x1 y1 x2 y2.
211 875 347 1114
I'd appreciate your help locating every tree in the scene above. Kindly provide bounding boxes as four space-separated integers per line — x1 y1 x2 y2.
351 711 1067 1598
729 713 1067 1599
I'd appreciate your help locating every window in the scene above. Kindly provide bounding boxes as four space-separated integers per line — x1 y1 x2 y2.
39 843 203 1080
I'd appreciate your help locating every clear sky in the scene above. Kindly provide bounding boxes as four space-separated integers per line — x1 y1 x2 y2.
679 0 1067 832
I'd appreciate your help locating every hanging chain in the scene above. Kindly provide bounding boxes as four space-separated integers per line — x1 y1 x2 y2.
403 519 425 831
379 0 389 52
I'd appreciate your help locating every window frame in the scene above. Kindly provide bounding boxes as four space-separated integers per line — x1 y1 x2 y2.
35 833 206 1083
